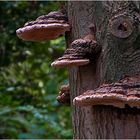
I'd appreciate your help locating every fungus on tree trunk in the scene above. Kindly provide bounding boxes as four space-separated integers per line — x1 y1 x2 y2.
16 11 70 42
16 10 71 105
73 75 140 108
51 24 101 68
57 84 70 106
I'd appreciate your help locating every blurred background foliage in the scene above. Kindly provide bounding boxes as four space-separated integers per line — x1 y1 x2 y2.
0 1 72 139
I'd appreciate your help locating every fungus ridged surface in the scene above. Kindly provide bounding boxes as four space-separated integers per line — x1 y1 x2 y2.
57 84 70 106
51 25 101 68
16 11 70 42
73 75 140 108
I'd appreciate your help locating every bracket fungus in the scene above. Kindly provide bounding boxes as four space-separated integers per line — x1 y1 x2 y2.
51 25 101 68
57 84 70 106
73 75 140 108
16 11 70 42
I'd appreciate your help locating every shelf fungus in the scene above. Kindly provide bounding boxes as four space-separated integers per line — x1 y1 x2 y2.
73 75 140 108
16 11 70 42
57 84 70 106
51 25 101 68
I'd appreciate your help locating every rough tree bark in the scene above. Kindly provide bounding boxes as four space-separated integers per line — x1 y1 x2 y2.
67 1 140 139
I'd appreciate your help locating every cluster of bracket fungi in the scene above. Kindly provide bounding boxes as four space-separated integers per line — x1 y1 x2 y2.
16 9 140 108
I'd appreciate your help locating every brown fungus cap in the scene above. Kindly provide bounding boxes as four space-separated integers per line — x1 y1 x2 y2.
36 11 68 21
16 23 70 42
57 84 70 106
16 11 70 42
73 75 140 108
51 36 101 68
24 19 67 27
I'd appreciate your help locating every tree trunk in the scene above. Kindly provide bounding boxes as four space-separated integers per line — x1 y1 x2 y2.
67 1 140 139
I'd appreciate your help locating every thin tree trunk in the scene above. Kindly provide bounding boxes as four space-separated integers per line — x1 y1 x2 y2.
67 1 140 139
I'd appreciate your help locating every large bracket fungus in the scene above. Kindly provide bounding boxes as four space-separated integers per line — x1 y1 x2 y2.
73 75 140 108
16 11 70 42
51 25 101 68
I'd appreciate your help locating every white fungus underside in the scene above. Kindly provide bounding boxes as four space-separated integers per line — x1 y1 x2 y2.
51 59 90 68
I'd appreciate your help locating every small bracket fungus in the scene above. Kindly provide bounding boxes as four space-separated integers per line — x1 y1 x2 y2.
109 14 134 38
16 11 70 42
51 25 101 68
73 75 140 108
57 84 70 106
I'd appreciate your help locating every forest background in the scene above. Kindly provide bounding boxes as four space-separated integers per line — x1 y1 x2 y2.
0 1 72 139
